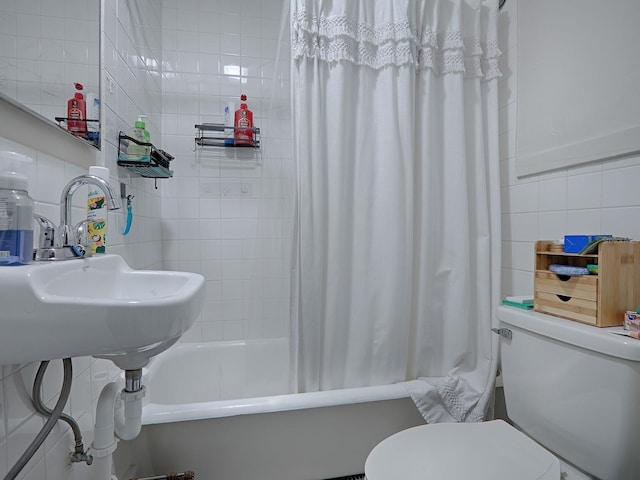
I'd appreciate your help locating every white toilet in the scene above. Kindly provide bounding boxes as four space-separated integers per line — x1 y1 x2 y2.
366 305 640 480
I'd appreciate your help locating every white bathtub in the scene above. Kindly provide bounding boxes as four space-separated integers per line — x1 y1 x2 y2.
125 340 426 480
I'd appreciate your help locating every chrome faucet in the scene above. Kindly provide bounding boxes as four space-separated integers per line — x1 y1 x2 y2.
34 174 121 261
59 175 120 248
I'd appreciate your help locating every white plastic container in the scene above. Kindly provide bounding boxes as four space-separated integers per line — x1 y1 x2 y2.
127 116 151 159
86 92 100 143
624 311 640 332
224 101 235 144
0 152 34 265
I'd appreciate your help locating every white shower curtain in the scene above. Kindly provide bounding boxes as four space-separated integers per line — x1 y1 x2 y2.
291 0 502 422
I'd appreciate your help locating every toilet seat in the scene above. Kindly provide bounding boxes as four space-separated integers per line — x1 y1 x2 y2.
365 420 560 480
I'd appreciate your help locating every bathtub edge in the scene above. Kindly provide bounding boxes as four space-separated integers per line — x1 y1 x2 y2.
142 383 411 425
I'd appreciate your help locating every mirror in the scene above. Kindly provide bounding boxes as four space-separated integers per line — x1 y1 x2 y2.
0 0 101 149
516 0 640 177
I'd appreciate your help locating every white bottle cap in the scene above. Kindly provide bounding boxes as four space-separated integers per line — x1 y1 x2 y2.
89 165 110 182
0 151 32 190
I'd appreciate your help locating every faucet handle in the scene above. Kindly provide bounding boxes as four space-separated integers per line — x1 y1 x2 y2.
74 219 91 248
32 214 92 261
33 214 57 248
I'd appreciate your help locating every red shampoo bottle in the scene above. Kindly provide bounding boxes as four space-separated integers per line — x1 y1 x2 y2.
234 94 253 145
67 83 87 136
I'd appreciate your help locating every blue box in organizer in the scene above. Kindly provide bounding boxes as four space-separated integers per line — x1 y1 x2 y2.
563 235 612 254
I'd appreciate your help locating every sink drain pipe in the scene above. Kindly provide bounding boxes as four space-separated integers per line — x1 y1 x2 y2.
91 368 146 480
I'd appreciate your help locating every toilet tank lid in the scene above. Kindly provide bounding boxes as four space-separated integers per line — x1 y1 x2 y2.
497 306 640 362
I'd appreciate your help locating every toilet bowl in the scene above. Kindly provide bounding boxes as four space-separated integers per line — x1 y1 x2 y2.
365 420 560 480
366 305 640 480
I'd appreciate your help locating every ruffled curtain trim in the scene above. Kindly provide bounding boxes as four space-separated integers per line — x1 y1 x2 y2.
292 10 501 80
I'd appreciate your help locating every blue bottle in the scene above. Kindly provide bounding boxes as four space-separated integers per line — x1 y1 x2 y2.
0 153 34 265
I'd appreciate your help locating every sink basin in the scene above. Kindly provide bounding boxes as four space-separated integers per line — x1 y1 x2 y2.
0 254 204 369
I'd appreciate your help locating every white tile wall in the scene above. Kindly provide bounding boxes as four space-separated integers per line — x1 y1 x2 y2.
101 0 165 270
9 0 640 477
1 0 289 474
0 0 99 121
0 135 126 480
499 0 640 297
0 0 165 478
160 0 293 343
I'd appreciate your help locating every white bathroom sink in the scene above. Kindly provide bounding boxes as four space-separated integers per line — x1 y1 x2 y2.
0 254 204 369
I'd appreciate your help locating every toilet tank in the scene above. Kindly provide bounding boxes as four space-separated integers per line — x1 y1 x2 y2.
497 306 640 480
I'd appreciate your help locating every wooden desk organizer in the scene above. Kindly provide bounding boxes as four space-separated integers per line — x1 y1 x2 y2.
534 240 640 327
